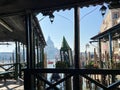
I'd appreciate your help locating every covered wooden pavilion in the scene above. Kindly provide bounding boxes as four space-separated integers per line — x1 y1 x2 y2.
91 22 120 68
91 23 120 40
0 0 120 90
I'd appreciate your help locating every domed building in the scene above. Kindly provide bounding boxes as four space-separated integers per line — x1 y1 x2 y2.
45 36 59 60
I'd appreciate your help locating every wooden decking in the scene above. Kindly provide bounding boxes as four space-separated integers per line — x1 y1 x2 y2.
0 67 24 90
0 79 24 90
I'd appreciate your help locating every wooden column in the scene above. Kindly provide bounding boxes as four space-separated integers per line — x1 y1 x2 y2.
73 6 82 90
24 12 35 90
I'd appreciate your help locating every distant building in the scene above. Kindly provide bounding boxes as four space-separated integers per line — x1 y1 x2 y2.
45 36 59 60
0 52 13 63
100 8 120 54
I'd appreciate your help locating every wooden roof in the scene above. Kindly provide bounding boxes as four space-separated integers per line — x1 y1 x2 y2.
0 14 46 45
91 23 120 40
0 0 118 17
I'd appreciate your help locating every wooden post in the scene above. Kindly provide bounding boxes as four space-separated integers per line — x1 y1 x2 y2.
87 52 90 66
24 12 35 90
15 42 18 80
73 6 81 90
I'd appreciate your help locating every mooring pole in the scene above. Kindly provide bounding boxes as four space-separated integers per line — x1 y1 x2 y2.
73 6 82 90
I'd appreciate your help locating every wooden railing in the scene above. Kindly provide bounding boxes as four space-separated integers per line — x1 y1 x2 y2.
0 63 26 81
24 68 120 90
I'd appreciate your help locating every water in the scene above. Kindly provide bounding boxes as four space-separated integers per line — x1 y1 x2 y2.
46 59 104 90
47 59 64 90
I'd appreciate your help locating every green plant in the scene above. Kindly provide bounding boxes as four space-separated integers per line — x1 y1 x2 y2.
112 62 120 69
85 61 98 69
55 61 69 69
36 62 43 68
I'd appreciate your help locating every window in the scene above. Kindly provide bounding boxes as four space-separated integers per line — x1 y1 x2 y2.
113 40 118 49
112 12 119 19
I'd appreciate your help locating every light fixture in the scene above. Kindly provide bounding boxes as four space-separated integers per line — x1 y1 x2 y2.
49 13 54 23
41 10 55 23
0 19 13 32
100 5 107 17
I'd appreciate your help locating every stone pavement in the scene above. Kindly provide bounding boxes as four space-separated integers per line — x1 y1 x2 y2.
0 79 24 90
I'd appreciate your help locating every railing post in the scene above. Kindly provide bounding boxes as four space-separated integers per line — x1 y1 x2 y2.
98 38 103 68
24 69 31 90
109 33 112 68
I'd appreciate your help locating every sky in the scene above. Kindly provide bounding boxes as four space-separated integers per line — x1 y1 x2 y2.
0 42 15 52
37 5 105 52
0 5 105 52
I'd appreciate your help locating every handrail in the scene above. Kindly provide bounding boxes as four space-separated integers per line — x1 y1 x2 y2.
24 68 120 90
23 68 120 74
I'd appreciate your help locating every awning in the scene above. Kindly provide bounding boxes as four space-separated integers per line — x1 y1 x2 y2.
91 23 120 41
0 14 46 45
0 0 117 17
